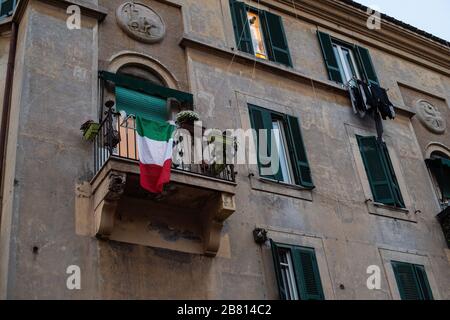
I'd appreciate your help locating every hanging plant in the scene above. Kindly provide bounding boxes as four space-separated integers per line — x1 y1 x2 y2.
80 120 100 142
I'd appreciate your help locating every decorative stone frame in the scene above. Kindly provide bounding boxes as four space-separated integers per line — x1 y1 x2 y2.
235 91 313 201
345 123 417 222
378 248 441 300
259 226 335 300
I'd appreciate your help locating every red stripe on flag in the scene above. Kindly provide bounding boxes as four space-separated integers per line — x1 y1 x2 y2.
139 160 172 194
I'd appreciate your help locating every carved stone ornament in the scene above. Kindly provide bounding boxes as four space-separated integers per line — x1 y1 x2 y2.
116 2 166 44
416 99 446 134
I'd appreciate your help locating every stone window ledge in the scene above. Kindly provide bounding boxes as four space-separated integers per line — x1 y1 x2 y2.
250 176 313 202
366 200 417 223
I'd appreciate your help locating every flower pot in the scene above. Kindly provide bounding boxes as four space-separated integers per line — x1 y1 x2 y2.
82 123 100 141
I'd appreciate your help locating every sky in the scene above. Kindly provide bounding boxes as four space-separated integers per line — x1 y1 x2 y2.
356 0 450 42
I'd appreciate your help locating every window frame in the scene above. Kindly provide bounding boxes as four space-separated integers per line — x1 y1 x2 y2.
332 42 362 84
392 261 434 300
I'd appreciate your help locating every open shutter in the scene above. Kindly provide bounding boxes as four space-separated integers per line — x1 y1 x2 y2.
292 247 324 300
248 105 278 180
427 158 450 199
357 136 396 206
317 31 343 83
115 86 167 122
381 144 405 208
229 0 254 55
0 0 15 17
392 262 422 300
355 46 379 86
270 240 287 300
261 11 292 67
414 265 434 300
286 115 313 188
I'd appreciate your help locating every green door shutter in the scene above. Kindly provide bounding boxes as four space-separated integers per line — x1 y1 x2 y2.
317 31 343 83
261 11 292 67
357 136 396 206
229 0 254 55
292 247 324 300
381 144 405 208
286 115 314 188
248 105 279 180
414 265 434 300
355 46 380 86
270 240 287 300
115 86 168 122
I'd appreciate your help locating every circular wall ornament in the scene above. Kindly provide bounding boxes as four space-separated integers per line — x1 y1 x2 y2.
116 2 166 44
415 99 446 134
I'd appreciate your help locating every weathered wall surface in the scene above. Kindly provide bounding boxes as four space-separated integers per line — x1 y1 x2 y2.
1 0 449 299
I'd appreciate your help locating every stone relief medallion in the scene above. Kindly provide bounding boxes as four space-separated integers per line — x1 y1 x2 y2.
116 2 166 44
415 99 446 134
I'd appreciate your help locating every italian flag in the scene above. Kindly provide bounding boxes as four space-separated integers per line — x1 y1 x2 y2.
136 116 176 194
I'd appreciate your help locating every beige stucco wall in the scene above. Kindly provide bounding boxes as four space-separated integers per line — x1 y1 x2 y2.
0 0 449 299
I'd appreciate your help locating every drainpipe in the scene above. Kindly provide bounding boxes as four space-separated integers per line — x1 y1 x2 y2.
0 21 18 215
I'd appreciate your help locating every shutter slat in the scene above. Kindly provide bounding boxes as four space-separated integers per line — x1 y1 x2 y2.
317 31 343 83
355 46 379 86
270 240 287 300
115 86 167 122
286 115 313 188
262 11 292 67
229 0 254 55
248 105 276 180
381 144 405 208
357 136 396 206
293 247 324 300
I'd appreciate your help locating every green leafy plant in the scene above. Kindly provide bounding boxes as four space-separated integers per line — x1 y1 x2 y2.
176 111 200 125
80 120 100 142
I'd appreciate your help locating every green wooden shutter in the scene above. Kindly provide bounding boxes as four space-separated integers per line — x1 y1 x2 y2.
248 105 279 180
270 240 287 300
229 0 254 55
0 0 16 17
441 159 450 198
261 11 292 67
414 265 434 300
317 31 343 83
286 115 314 188
355 46 380 86
292 247 324 300
381 144 405 208
392 261 422 300
357 136 396 206
115 86 168 122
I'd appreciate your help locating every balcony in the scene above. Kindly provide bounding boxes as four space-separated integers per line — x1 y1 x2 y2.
76 104 237 257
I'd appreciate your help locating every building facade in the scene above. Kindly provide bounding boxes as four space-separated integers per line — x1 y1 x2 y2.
0 0 449 299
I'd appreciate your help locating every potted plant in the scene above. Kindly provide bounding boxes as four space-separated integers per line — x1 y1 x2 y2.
208 133 237 176
176 110 200 135
80 120 100 142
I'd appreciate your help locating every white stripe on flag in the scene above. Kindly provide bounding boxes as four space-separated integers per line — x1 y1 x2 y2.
137 135 174 166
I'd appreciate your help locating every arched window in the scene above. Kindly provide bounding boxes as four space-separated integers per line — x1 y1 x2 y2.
426 151 450 205
117 64 166 87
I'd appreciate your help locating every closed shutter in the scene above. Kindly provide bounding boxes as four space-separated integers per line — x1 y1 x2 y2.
248 105 278 180
229 0 254 55
261 11 292 67
392 262 433 300
115 86 167 122
355 46 380 86
414 265 434 300
270 240 287 300
286 115 314 188
292 247 324 300
0 0 15 17
357 136 396 206
317 31 343 83
381 144 405 208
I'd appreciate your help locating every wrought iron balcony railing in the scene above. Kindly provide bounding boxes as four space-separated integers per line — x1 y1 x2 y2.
93 104 236 183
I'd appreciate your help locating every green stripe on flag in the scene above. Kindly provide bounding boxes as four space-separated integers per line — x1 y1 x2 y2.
136 116 175 142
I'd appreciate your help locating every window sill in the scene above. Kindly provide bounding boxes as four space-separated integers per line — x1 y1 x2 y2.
366 200 417 223
249 176 313 201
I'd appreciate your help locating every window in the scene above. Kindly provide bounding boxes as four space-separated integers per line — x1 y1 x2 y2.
317 31 379 86
392 261 434 300
0 0 16 19
229 0 292 67
357 136 405 208
248 104 313 188
426 152 450 203
271 241 324 300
